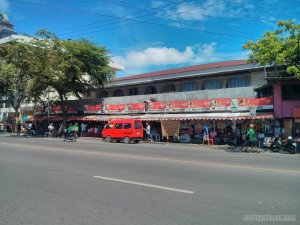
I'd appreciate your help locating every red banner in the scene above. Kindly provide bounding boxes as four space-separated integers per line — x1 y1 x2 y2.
67 106 77 114
84 104 101 113
51 105 62 114
238 96 273 110
104 104 125 113
169 100 189 112
147 102 166 112
127 103 145 112
190 99 212 111
215 98 231 111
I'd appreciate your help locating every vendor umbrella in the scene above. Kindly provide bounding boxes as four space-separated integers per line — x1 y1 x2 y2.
22 115 32 121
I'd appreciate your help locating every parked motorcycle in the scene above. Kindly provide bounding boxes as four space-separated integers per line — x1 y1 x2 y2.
270 136 296 154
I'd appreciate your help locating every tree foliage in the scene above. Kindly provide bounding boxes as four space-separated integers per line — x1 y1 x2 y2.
0 30 114 125
243 20 300 79
0 41 37 119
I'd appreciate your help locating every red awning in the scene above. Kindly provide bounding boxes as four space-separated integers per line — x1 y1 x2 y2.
136 112 274 121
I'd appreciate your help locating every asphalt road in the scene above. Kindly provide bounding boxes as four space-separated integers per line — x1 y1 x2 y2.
0 135 299 225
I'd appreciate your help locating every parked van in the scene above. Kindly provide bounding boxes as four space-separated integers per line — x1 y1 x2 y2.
102 119 144 143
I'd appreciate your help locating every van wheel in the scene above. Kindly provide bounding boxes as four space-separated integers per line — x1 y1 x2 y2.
105 136 112 142
123 136 130 144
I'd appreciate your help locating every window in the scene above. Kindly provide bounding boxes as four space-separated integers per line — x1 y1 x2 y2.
226 77 250 88
180 82 197 92
282 85 300 100
100 91 108 98
129 88 139 96
134 122 142 129
105 124 113 129
114 89 124 97
124 123 132 129
202 80 222 90
115 123 123 129
145 86 157 95
162 84 176 93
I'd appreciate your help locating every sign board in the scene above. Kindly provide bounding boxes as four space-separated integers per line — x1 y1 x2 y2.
189 99 212 111
147 102 166 112
168 100 189 112
84 104 101 114
249 106 256 116
104 104 125 114
214 98 231 111
126 103 145 113
238 96 273 111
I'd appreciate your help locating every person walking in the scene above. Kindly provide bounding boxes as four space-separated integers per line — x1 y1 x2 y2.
241 124 259 153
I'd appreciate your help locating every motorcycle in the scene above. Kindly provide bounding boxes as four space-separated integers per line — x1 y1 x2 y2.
63 131 77 142
270 136 296 154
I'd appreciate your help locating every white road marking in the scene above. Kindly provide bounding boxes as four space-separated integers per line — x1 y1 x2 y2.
93 176 194 194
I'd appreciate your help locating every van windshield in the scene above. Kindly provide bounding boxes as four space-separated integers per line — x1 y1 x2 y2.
105 124 113 129
134 122 142 129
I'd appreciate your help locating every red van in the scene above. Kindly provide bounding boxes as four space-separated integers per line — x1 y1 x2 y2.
102 119 144 143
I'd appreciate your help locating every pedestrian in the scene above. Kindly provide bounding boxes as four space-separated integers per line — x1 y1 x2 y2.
188 125 194 143
81 122 87 137
48 123 54 137
202 124 210 145
144 122 151 141
17 121 21 136
241 124 259 153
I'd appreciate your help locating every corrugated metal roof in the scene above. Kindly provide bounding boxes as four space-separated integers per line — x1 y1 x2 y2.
114 60 247 82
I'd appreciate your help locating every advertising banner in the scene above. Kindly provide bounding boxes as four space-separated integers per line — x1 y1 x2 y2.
104 104 125 114
147 102 166 112
168 100 189 112
189 99 212 111
84 104 101 114
238 96 273 111
67 106 77 114
127 103 145 113
214 98 231 111
51 105 62 114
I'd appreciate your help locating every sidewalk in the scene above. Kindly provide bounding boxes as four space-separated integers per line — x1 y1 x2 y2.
2 132 298 155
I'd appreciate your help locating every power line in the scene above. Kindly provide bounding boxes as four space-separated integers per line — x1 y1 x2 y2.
9 0 259 40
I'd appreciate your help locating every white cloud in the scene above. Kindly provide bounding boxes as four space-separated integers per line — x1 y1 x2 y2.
0 0 10 11
154 0 227 21
112 43 246 76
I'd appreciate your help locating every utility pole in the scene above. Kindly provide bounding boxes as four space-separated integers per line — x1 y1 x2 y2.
47 86 50 126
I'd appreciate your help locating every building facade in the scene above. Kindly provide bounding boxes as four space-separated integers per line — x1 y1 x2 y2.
0 12 17 39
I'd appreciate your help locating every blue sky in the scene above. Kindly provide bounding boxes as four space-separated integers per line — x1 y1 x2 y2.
1 0 299 77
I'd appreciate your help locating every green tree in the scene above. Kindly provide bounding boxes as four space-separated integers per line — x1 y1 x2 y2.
243 20 300 79
30 30 114 127
0 41 36 121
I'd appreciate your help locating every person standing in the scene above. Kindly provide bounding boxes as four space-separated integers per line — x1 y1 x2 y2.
81 122 87 137
17 121 21 136
48 123 54 137
188 125 194 143
202 124 210 145
144 122 151 141
241 124 259 153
